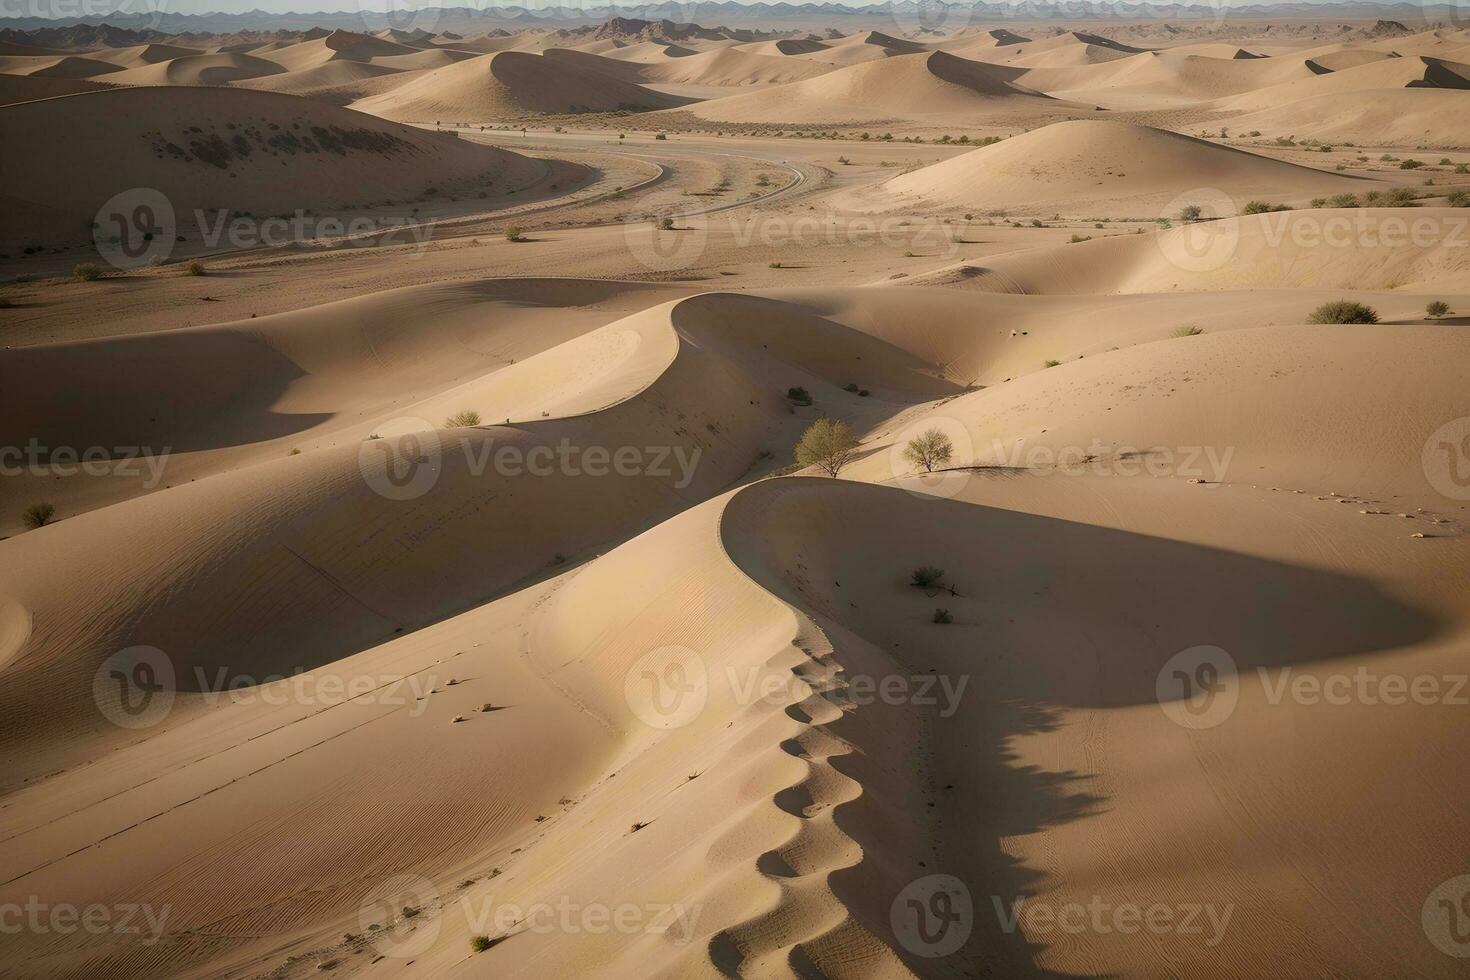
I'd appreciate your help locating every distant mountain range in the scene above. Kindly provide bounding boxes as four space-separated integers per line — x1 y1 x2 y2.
1 1 1464 37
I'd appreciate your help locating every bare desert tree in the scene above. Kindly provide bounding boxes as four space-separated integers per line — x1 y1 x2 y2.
902 428 954 473
795 418 858 477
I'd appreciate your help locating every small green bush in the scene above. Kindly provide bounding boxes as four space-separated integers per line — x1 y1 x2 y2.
186 261 206 276
1171 325 1204 337
911 566 945 588
786 386 811 406
1426 300 1450 318
73 262 102 282
445 410 482 427
1307 300 1378 324
505 226 524 242
22 502 55 529
932 608 953 625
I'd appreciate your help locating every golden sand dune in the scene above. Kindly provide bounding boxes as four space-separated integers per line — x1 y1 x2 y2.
920 209 1470 295
0 85 543 245
1016 49 1323 108
233 58 413 104
1212 53 1470 111
352 49 691 120
257 28 434 72
86 41 205 66
101 51 288 86
664 49 1089 126
546 44 832 87
732 37 834 57
840 120 1368 216
0 53 123 78
1226 86 1470 147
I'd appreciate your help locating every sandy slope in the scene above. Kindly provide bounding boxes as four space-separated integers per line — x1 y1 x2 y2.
100 51 287 86
0 85 544 245
916 209 1470 295
1209 53 1470 112
662 49 1093 127
0 72 110 104
351 50 690 121
546 45 832 87
233 59 412 104
1224 87 1470 146
839 120 1369 217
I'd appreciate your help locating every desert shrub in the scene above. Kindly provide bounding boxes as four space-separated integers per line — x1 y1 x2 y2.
1383 187 1419 206
659 216 674 230
843 382 860 393
932 608 953 624
768 261 782 269
902 428 954 473
1327 194 1359 208
1307 300 1378 324
22 502 55 529
72 262 102 282
911 566 945 588
1044 359 1061 368
1455 163 1469 174
186 261 206 276
444 410 482 427
1427 300 1450 317
794 418 858 477
1242 201 1288 214
786 386 812 405
1178 204 1203 222
1171 325 1204 337
505 226 524 242
470 936 493 952
654 132 667 140
1400 159 1425 170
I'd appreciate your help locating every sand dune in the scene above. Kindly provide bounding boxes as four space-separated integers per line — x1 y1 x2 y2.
0 85 543 245
842 120 1367 216
1226 87 1470 147
352 50 690 121
0 53 123 78
1016 49 1324 108
733 37 833 57
257 28 430 72
234 59 412 104
547 45 831 87
101 51 287 86
666 49 1089 126
584 38 699 62
0 72 110 104
86 42 205 67
922 208 1470 295
1212 54 1470 111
